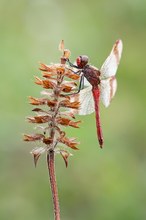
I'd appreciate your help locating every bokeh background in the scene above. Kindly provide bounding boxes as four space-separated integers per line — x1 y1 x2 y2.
0 0 146 219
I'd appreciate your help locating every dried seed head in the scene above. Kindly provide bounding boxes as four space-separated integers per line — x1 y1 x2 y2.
24 41 81 167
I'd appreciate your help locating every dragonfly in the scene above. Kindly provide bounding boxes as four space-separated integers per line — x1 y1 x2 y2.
66 39 123 148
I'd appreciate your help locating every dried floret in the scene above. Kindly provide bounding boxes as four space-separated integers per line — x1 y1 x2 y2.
27 115 51 124
24 134 45 141
60 150 72 167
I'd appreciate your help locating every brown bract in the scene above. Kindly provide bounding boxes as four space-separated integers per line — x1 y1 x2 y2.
35 77 56 89
58 136 79 150
56 117 81 128
24 134 45 141
27 115 51 124
60 150 71 167
60 99 80 109
29 96 48 105
24 42 81 167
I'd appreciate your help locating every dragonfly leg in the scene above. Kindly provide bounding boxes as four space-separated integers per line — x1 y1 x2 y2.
75 74 84 94
66 59 79 69
64 74 84 96
66 68 81 75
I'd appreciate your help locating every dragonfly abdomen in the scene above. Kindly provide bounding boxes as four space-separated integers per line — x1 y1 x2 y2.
92 87 103 148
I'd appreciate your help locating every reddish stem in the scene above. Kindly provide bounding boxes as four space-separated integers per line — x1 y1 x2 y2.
47 150 60 220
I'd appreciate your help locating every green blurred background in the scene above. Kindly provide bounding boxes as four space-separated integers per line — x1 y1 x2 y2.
0 0 146 219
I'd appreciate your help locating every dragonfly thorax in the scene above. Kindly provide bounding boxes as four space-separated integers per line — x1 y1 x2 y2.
76 55 89 68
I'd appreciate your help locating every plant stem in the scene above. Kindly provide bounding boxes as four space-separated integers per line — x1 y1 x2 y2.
47 150 60 220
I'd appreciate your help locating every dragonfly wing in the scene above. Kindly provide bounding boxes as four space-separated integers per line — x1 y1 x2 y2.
78 84 95 115
100 76 117 108
84 77 91 87
100 39 123 79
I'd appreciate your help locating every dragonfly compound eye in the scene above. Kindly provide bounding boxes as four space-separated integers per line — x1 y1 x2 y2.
76 55 89 68
76 56 82 67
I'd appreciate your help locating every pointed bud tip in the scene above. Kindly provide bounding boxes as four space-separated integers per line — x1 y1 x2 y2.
59 40 64 52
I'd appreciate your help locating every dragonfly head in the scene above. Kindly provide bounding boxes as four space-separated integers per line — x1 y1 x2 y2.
76 55 89 68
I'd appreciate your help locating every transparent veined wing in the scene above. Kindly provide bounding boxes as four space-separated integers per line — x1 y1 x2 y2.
78 84 95 115
70 78 95 115
100 76 117 108
100 39 123 79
